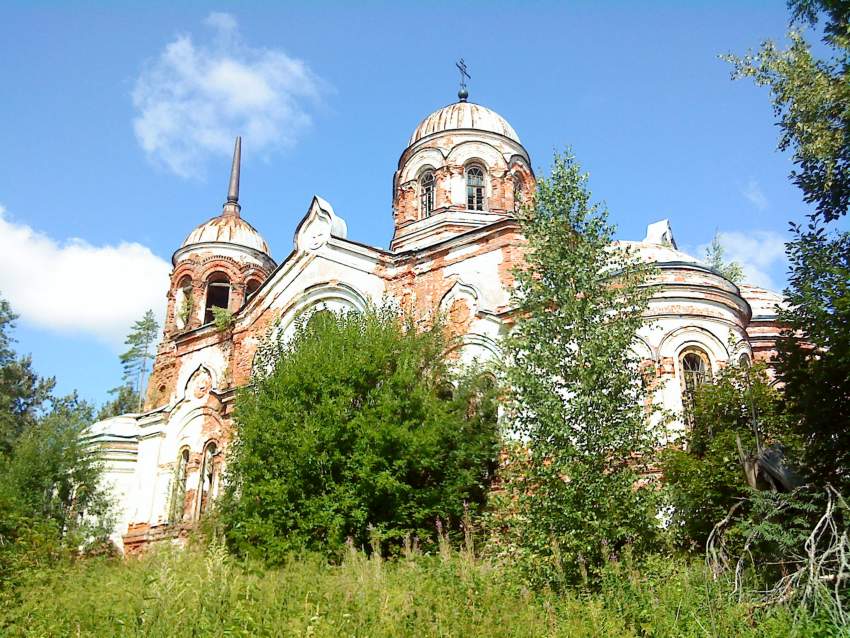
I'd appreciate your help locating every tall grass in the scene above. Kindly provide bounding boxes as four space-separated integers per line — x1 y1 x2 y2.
0 541 829 637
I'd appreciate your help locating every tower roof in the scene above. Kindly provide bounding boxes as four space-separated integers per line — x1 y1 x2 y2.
408 101 521 146
180 137 270 255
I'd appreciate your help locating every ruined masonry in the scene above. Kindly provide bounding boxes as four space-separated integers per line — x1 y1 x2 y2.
89 94 783 552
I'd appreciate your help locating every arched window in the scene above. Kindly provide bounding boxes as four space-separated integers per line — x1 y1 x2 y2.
513 175 524 213
169 448 190 523
738 353 751 369
246 278 261 299
680 348 711 414
197 442 218 516
466 165 485 211
204 273 230 324
176 276 193 329
420 170 435 217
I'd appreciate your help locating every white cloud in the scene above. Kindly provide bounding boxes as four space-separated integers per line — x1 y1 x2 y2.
742 178 768 211
0 205 170 349
698 230 787 290
132 13 323 178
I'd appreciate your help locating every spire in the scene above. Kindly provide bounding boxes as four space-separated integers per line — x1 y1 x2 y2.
222 136 241 217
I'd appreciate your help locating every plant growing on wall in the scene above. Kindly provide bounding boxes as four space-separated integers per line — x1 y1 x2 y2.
178 293 193 328
212 307 235 333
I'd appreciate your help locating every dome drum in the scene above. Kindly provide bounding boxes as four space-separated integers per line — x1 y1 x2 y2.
392 100 532 250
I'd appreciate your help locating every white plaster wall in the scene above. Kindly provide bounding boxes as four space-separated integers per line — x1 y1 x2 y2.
443 248 510 311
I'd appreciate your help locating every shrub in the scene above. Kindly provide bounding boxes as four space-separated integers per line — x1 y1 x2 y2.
661 362 799 551
221 306 500 561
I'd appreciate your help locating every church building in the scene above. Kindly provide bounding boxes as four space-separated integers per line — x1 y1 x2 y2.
89 90 783 552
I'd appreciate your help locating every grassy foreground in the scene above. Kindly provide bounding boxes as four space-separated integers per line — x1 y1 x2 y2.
0 541 832 637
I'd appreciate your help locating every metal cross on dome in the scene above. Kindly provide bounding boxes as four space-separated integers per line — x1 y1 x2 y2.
456 58 470 102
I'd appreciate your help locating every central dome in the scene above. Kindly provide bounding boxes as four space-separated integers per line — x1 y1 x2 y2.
408 102 521 146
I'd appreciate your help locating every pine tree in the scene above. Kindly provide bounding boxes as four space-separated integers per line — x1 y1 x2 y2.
116 310 160 413
0 296 54 455
704 232 744 284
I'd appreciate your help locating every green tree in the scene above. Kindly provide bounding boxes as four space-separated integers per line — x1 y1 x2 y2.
505 152 659 588
0 295 112 582
115 309 160 412
704 232 744 284
95 384 139 421
726 1 850 223
222 307 500 562
776 223 850 490
0 393 114 581
662 362 797 550
729 1 850 490
0 297 54 456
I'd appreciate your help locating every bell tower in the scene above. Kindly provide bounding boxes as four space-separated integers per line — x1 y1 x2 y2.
391 90 533 252
162 137 276 338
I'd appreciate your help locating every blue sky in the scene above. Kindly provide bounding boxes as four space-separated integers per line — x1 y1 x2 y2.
0 2 817 407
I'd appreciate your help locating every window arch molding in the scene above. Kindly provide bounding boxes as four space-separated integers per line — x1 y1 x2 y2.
657 327 729 364
262 283 369 361
465 163 487 211
245 277 262 298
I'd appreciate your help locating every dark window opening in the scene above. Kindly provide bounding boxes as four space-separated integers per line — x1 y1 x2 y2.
176 276 193 327
170 448 190 524
204 274 230 324
246 278 261 298
513 175 524 213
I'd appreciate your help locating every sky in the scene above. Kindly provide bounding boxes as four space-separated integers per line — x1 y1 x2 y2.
0 1 823 407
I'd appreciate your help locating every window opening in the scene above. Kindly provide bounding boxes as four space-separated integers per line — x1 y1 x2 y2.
466 166 485 211
204 273 230 324
198 442 218 516
420 171 435 217
169 448 190 523
681 349 711 416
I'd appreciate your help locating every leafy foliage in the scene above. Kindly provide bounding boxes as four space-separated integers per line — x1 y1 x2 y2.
211 306 235 332
776 222 850 490
95 383 139 421
0 295 112 584
725 2 850 223
662 362 797 550
505 152 659 588
0 298 54 456
221 306 500 561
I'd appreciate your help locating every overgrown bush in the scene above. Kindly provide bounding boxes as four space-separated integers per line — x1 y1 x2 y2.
221 306 500 561
662 361 799 550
